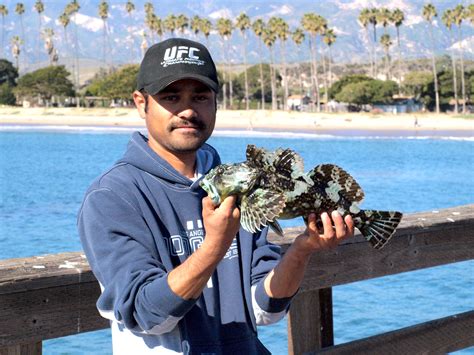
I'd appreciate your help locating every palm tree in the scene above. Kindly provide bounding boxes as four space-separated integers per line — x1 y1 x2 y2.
301 13 326 112
199 18 212 46
452 5 467 113
252 18 266 109
358 8 373 76
34 1 45 63
378 8 391 34
467 4 474 23
236 13 251 110
322 28 336 97
190 15 201 38
42 27 56 65
125 1 136 62
98 1 109 67
65 0 80 106
216 18 233 109
176 14 188 36
391 8 404 92
442 9 459 113
262 26 277 111
0 5 8 58
368 8 379 76
163 14 177 37
59 12 70 59
380 34 392 79
145 12 158 42
15 3 26 67
11 36 22 70
269 17 290 110
144 2 153 16
422 3 440 114
291 28 305 95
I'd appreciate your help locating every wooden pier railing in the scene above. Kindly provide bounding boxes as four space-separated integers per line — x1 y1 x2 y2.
1 205 473 354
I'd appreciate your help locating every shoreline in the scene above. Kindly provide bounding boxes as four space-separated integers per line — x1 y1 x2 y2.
0 107 472 138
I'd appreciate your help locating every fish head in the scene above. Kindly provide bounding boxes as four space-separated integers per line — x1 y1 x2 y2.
200 163 259 205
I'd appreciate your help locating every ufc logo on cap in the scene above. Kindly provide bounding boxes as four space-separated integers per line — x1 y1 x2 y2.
164 46 200 61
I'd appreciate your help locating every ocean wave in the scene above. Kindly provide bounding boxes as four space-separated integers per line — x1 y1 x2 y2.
1 124 473 141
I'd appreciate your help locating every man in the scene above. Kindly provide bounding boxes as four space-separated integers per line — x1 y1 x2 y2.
78 38 353 354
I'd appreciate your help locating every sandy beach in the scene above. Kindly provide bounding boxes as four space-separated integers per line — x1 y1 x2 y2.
0 107 472 137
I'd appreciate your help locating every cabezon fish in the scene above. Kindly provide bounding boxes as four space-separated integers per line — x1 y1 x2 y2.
200 144 403 249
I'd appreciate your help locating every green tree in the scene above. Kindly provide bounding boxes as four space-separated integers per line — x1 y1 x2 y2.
236 13 251 110
269 17 289 110
0 59 18 105
85 64 139 100
190 15 201 37
0 59 19 86
329 74 373 99
334 79 396 109
0 5 8 58
14 65 75 103
235 63 274 105
65 0 81 104
252 18 266 109
422 3 440 113
403 71 433 102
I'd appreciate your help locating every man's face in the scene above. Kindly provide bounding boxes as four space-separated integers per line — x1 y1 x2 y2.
134 79 216 159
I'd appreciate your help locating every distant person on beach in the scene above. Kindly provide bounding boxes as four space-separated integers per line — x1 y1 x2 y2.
78 38 354 354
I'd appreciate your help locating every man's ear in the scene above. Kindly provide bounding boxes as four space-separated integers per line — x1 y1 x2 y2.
132 90 147 119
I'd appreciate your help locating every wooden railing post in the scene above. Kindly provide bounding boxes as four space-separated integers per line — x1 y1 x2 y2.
287 287 334 354
0 342 42 355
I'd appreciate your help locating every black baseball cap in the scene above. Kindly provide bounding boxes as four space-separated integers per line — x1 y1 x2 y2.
137 38 219 95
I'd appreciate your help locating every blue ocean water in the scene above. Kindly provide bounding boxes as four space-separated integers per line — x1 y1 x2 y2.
0 128 473 354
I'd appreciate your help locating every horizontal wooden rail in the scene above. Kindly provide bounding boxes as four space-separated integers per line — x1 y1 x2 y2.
0 204 473 354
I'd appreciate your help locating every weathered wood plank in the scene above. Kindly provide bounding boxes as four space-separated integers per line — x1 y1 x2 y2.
317 310 474 354
0 281 108 346
287 288 333 355
274 204 474 291
0 342 42 355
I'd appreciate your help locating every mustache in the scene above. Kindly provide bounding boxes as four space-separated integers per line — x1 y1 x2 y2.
170 118 206 130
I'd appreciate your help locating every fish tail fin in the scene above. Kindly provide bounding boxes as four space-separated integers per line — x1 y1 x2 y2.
355 210 403 249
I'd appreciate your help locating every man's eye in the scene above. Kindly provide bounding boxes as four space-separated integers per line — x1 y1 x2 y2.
163 95 178 101
195 95 209 102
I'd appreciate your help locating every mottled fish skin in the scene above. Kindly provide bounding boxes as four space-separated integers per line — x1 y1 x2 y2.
201 145 403 249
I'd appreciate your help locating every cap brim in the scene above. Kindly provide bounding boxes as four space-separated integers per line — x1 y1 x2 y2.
144 73 218 95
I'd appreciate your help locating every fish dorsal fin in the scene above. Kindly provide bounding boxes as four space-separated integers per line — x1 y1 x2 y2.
309 164 365 203
246 145 304 192
240 188 286 234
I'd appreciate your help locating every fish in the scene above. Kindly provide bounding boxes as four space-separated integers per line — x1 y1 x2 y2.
200 144 403 249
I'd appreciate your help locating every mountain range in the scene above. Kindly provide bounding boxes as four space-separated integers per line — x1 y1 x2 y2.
1 0 473 79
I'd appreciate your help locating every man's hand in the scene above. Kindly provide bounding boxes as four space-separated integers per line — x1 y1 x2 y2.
201 195 241 258
264 211 354 299
292 211 354 257
168 196 241 300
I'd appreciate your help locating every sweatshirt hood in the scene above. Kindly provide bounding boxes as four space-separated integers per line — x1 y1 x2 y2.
118 131 220 187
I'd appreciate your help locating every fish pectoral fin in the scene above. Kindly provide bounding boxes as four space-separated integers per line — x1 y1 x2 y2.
240 189 286 234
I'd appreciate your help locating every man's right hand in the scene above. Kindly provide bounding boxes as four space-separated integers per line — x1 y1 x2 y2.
167 196 240 300
201 196 241 258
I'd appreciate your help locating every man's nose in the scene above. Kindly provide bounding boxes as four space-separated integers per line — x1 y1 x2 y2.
178 105 198 120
